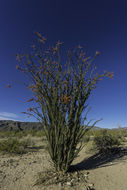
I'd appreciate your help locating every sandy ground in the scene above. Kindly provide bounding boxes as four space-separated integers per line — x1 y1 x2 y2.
0 136 127 190
73 143 127 190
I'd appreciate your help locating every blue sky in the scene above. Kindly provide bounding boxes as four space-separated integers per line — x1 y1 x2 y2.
0 0 127 128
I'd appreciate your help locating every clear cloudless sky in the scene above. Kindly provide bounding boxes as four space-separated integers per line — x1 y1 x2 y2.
0 0 127 128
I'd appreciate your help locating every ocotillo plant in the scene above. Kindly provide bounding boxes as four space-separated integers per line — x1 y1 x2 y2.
15 32 113 172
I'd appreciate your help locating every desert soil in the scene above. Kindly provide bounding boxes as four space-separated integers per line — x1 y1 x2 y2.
0 136 127 190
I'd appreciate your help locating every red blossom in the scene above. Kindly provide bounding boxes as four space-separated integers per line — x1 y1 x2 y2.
21 112 27 114
109 72 114 79
26 98 34 102
53 47 57 54
6 84 11 88
35 32 42 38
59 94 71 104
27 107 33 112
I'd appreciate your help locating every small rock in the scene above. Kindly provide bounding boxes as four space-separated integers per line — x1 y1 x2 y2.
71 179 75 183
66 182 72 186
54 176 58 180
84 174 88 179
88 183 94 190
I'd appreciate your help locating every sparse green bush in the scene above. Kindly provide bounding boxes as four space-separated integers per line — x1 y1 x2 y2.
0 130 45 138
0 131 15 138
29 130 45 137
106 128 127 143
14 131 28 138
0 131 28 138
82 135 90 143
0 138 28 154
93 130 121 154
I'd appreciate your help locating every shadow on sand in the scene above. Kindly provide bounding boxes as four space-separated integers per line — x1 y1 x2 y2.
70 146 127 171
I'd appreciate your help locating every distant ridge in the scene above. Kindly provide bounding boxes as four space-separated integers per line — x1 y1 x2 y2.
0 120 102 131
0 120 127 131
0 120 42 131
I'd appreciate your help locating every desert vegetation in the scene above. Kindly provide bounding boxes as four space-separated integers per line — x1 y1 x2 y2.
0 127 126 155
4 32 125 189
0 125 127 189
15 32 113 173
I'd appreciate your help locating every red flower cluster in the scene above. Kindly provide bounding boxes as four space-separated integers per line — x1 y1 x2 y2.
27 107 33 112
6 84 11 88
26 98 34 102
109 72 114 79
59 94 71 104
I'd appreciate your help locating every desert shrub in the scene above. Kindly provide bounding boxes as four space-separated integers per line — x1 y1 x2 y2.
14 131 28 138
0 138 28 154
82 134 90 143
0 131 15 138
14 32 112 172
93 130 121 154
108 128 127 143
29 130 45 137
0 131 29 138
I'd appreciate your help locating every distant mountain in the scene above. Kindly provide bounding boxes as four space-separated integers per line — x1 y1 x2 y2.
111 127 127 130
0 120 43 131
0 120 103 131
90 126 104 130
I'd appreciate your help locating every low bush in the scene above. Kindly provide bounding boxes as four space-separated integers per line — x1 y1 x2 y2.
29 130 45 137
93 129 121 154
0 138 28 154
0 131 28 138
82 135 90 143
0 130 45 138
